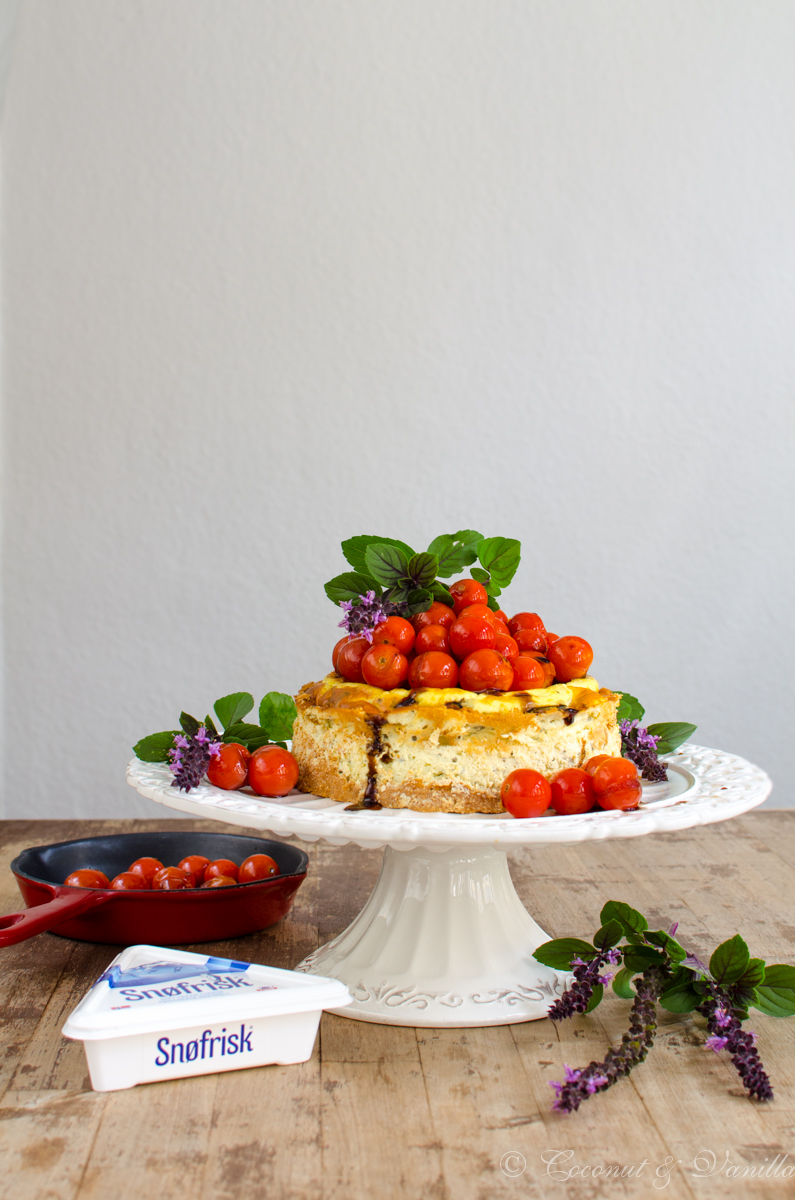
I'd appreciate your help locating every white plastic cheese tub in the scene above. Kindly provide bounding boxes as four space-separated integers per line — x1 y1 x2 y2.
62 944 351 1092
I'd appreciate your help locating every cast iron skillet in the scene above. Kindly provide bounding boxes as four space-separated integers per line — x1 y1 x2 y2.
2 831 308 947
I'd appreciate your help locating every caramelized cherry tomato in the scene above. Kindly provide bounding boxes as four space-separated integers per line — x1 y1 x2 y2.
507 612 545 638
64 869 110 889
459 649 514 692
248 746 300 796
584 755 613 774
332 637 349 672
492 620 511 639
207 742 250 790
590 757 642 810
204 859 239 883
510 655 549 690
449 579 489 615
202 875 237 888
412 601 456 632
414 624 451 655
178 855 211 884
109 871 148 890
238 854 280 882
494 631 519 662
128 858 163 886
361 643 409 690
550 768 596 815
500 769 552 818
457 604 498 626
408 651 459 689
449 614 496 660
336 637 369 683
523 652 556 686
152 866 195 890
493 610 509 625
544 632 559 650
514 628 547 654
547 636 593 683
372 616 415 655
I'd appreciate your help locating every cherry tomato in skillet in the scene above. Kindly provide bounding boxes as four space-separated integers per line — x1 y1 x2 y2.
248 746 300 797
109 871 148 890
178 855 211 884
207 742 250 790
414 624 451 655
550 768 596 815
361 643 409 690
547 636 593 683
412 602 456 632
500 769 552 818
204 859 239 883
152 866 195 890
128 858 163 886
64 869 110 889
202 875 237 888
459 649 514 692
449 579 489 615
372 616 415 655
336 637 369 683
238 854 280 882
408 650 459 689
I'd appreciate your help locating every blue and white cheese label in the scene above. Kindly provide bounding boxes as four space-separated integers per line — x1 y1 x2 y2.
98 957 277 1009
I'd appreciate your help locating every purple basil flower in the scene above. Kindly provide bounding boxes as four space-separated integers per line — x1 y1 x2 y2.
168 725 222 793
338 591 398 642
705 1034 729 1053
697 990 773 1102
547 947 621 1022
620 720 668 782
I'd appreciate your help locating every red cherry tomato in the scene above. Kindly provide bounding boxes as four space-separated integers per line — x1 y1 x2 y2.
207 742 250 790
64 869 110 889
547 636 593 683
238 854 280 882
457 603 498 627
507 612 546 638
248 746 300 796
332 637 349 672
550 768 596 815
449 579 489 615
372 616 415 655
204 859 240 883
584 755 613 774
152 866 195 890
412 602 456 632
510 655 549 690
414 624 451 655
492 620 511 639
493 610 509 624
202 875 237 888
408 651 459 689
449 614 496 660
361 643 409 690
336 637 370 683
521 652 556 687
514 628 547 654
109 871 148 890
590 757 642 810
128 857 163 886
459 649 514 692
178 855 211 884
494 631 519 662
500 769 552 818
544 632 559 651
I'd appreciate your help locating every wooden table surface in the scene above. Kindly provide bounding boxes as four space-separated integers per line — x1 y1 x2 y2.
1 815 795 1199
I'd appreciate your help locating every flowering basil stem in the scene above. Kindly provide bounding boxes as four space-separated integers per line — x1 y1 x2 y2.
533 902 795 1112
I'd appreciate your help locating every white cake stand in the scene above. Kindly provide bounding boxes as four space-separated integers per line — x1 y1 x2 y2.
128 745 771 1028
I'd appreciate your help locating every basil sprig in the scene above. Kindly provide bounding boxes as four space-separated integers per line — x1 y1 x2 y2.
324 530 521 615
133 690 298 762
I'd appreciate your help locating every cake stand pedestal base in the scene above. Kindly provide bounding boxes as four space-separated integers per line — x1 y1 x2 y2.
295 843 567 1027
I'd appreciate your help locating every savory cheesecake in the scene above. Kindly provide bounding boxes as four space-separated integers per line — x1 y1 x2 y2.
292 674 621 813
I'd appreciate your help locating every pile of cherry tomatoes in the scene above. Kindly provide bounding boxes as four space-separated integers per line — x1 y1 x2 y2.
333 577 593 694
207 743 299 795
63 853 281 891
501 755 642 818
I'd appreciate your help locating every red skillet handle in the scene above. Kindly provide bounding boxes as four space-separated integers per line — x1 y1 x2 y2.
0 889 113 947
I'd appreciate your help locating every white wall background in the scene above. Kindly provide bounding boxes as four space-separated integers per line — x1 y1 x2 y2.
2 0 793 819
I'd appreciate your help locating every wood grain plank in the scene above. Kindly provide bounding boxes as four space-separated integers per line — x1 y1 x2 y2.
0 1089 107 1200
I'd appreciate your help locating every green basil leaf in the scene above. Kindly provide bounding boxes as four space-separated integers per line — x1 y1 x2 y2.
476 537 521 588
646 722 697 754
600 900 648 935
341 535 415 575
204 715 219 738
213 692 255 731
407 552 438 589
612 967 636 999
658 983 702 1013
594 919 623 949
484 580 502 598
364 544 410 587
585 983 604 1013
532 938 597 970
133 731 180 763
223 722 263 744
402 589 433 616
427 530 483 578
753 965 795 1017
645 931 687 962
324 572 380 605
622 946 666 973
470 566 490 584
386 582 411 604
180 712 201 736
430 581 454 606
737 958 766 990
709 934 750 986
615 693 645 722
259 692 298 742
486 595 500 612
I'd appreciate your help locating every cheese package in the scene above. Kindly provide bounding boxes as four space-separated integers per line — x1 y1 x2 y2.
62 944 351 1092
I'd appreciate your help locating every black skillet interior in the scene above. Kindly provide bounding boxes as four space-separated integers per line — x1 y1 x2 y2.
12 830 308 888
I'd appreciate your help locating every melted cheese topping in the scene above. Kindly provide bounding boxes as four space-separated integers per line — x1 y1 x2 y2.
301 673 608 715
